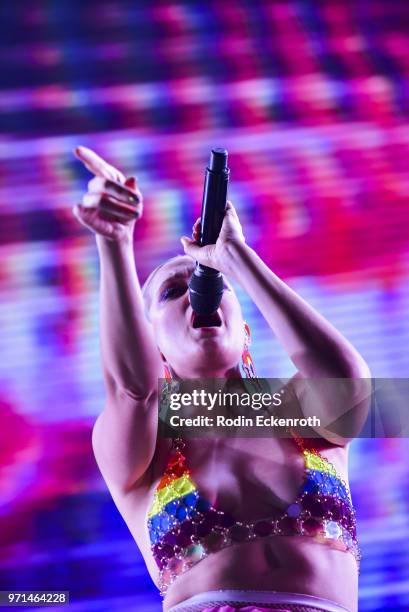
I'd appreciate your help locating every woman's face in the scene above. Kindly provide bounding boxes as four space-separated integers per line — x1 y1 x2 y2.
146 256 245 378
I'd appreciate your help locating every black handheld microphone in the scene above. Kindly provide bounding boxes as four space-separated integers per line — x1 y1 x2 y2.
188 148 230 314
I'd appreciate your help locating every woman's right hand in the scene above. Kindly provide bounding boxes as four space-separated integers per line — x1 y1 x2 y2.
72 146 143 243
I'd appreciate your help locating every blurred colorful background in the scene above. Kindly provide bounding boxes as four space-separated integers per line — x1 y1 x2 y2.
1 1 409 610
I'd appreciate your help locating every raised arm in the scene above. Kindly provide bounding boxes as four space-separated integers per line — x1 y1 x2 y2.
181 201 371 442
73 147 162 492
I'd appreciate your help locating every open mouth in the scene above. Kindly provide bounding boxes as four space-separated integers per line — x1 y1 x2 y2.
191 311 222 328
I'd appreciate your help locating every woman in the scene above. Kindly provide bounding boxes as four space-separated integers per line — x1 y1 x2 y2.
73 146 370 612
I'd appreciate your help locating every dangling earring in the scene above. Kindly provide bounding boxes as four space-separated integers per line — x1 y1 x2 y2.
163 360 172 382
241 321 257 378
160 357 184 449
160 358 179 413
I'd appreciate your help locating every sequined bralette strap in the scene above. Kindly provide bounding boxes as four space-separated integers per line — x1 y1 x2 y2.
289 429 350 494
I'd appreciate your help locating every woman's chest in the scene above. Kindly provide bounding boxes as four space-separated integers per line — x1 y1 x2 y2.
120 437 348 524
162 437 309 521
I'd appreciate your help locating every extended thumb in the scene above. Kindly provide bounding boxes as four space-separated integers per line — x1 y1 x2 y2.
180 235 193 250
180 236 200 257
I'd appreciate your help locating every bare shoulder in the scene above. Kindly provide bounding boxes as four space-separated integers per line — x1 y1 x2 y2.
278 374 354 481
282 371 370 447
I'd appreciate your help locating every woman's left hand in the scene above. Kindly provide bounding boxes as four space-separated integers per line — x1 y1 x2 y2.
180 200 246 275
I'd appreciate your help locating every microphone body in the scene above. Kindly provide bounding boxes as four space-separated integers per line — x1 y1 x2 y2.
188 149 230 314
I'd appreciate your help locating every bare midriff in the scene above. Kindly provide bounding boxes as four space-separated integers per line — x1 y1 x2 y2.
160 534 358 611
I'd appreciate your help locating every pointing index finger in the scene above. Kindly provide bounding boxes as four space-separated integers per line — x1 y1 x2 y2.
74 146 126 182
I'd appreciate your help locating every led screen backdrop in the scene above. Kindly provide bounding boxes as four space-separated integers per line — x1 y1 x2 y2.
1 2 409 610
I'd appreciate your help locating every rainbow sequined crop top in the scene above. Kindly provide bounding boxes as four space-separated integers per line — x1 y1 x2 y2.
148 435 361 597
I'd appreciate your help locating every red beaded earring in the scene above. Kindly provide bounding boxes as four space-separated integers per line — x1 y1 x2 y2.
160 358 184 451
241 321 257 378
163 360 172 382
160 358 179 416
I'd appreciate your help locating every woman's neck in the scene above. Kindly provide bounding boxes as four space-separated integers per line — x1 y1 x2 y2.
170 364 242 381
